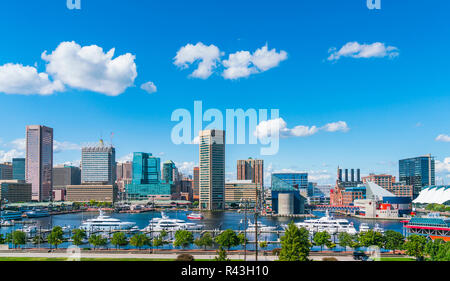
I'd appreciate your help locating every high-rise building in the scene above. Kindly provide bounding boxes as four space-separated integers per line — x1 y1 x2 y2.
237 158 264 187
116 161 133 194
225 180 262 208
399 154 435 199
26 125 53 201
81 140 116 185
125 152 171 200
53 165 81 189
12 158 25 180
162 160 176 184
0 180 32 203
0 163 13 180
362 173 414 199
199 130 225 211
193 167 199 201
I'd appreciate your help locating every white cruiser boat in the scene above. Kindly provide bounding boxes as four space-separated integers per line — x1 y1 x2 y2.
0 220 14 227
80 210 136 232
141 212 203 232
241 219 278 233
359 223 370 232
292 210 358 235
373 223 384 233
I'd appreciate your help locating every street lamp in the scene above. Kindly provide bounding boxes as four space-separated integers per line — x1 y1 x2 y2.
239 198 250 261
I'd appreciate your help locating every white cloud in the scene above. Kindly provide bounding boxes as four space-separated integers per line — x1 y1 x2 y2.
42 41 137 96
0 63 64 95
254 118 348 140
222 44 287 79
0 149 24 162
118 153 133 163
10 138 26 151
175 161 196 177
328 42 399 61
174 42 222 79
436 157 450 173
53 141 81 153
322 121 350 132
141 81 157 94
436 134 450 142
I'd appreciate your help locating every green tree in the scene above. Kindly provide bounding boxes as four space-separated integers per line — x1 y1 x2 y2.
0 234 5 244
47 226 65 250
383 230 405 254
32 235 44 245
237 232 248 246
130 233 151 250
215 229 240 250
71 229 86 246
434 241 450 261
313 231 334 252
404 235 427 261
215 246 230 261
279 222 311 261
338 232 358 251
173 230 194 249
194 232 214 250
11 231 27 249
88 234 108 250
259 241 268 252
358 230 385 248
111 232 129 249
425 239 445 261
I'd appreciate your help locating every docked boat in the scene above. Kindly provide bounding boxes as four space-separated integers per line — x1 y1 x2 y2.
0 220 14 227
373 223 384 233
359 223 370 232
187 213 204 220
23 225 38 235
244 220 278 233
25 209 50 218
0 211 23 221
79 210 136 232
292 210 358 235
141 212 203 232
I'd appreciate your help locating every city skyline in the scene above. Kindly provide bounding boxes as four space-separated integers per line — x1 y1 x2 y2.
0 0 449 186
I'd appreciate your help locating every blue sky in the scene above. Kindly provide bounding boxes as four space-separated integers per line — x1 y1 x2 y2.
0 0 449 186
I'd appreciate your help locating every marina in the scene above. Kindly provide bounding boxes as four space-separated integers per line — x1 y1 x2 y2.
0 210 406 251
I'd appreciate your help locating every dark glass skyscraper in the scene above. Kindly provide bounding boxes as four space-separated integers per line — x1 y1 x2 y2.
399 154 435 199
26 125 53 202
12 158 25 180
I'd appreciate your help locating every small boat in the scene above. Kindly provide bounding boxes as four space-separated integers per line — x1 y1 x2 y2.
0 220 14 227
0 211 23 221
245 220 278 233
25 209 50 218
23 225 38 235
373 223 384 233
359 223 370 232
187 213 204 220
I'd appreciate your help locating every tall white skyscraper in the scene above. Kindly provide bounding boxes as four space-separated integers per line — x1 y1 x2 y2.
81 140 116 184
199 129 225 210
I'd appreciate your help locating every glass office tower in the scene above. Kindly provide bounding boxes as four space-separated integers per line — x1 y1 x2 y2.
26 125 53 201
126 152 171 200
12 158 25 180
399 154 435 199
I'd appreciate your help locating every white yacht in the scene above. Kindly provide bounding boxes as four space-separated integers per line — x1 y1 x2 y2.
141 212 203 232
241 219 278 233
359 223 370 232
373 223 384 233
79 210 136 232
292 210 358 235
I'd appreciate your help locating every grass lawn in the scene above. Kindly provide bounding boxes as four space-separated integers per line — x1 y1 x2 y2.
378 257 415 261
